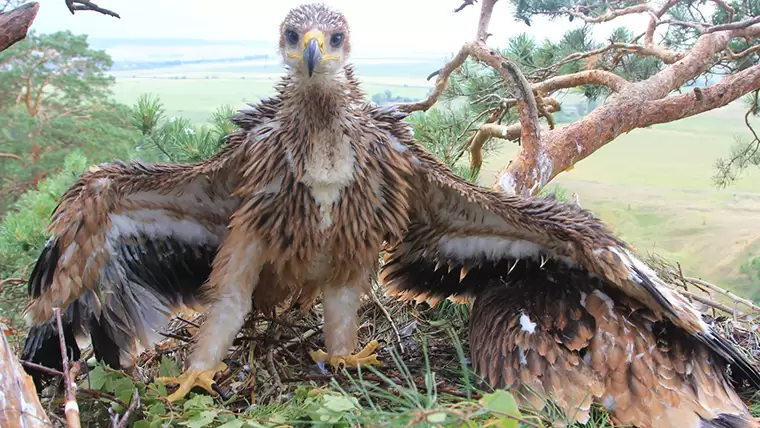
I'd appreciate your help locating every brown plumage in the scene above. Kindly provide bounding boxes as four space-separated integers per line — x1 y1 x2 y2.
19 4 760 426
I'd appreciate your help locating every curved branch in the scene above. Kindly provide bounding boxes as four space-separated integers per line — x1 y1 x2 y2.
397 45 470 113
0 2 39 53
0 152 26 164
635 65 760 126
533 70 630 94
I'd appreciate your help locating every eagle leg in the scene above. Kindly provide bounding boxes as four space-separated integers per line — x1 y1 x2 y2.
308 339 383 371
157 362 228 402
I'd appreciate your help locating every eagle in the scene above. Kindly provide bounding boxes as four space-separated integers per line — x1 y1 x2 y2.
19 3 760 427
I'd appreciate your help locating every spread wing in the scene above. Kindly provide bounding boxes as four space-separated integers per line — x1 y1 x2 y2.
469 262 754 426
21 130 250 373
372 106 760 386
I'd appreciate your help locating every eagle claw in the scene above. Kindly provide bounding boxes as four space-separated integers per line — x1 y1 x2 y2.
309 339 383 372
157 362 228 402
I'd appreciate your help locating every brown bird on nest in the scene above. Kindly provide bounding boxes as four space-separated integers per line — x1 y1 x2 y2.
20 3 760 427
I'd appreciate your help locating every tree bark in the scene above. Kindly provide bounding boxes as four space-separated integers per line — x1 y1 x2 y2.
0 2 40 53
0 325 51 428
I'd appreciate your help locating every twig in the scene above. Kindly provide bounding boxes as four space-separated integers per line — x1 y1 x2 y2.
0 153 27 164
54 307 81 428
21 360 65 377
705 15 760 34
454 0 477 13
78 388 131 410
175 316 200 329
266 349 284 391
370 284 404 354
112 389 139 428
683 276 760 313
398 45 470 113
64 0 120 18
674 288 746 319
272 327 320 358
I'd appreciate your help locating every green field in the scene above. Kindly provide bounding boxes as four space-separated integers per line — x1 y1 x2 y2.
112 65 760 299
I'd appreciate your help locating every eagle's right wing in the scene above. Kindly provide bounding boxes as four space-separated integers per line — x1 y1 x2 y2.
21 129 253 374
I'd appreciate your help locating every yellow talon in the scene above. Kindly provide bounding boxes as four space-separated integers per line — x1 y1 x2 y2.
157 362 228 402
309 339 383 372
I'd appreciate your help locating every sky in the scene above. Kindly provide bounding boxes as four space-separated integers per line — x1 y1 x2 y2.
28 0 650 57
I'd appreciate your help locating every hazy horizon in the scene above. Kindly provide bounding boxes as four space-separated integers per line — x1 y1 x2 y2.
28 0 651 60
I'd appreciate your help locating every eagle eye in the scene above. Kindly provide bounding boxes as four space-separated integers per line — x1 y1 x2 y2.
330 32 345 48
285 29 299 45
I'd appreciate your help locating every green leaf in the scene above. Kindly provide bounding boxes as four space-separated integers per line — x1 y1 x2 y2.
216 419 245 428
158 356 180 378
427 412 447 423
86 366 107 390
180 410 218 428
183 394 214 410
481 389 522 428
321 394 357 412
148 403 166 415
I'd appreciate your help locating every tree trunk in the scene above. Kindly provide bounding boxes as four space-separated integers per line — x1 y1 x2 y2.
0 325 51 428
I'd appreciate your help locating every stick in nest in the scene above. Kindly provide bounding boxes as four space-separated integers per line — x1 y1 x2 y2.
54 307 81 428
370 282 405 354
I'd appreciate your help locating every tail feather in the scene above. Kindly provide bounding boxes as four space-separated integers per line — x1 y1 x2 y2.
21 312 80 391
701 414 760 428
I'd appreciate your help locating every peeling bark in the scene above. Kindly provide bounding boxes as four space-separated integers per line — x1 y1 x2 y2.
0 325 51 428
0 2 39 53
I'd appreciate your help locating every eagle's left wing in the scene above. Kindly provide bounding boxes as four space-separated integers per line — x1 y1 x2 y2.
371 106 758 384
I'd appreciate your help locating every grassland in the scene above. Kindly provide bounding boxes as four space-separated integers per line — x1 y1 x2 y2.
111 63 760 299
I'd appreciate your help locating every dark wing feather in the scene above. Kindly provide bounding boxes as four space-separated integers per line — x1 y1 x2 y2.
469 261 756 427
370 105 760 389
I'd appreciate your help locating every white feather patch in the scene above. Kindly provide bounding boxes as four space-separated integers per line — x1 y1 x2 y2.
519 312 537 334
437 235 543 261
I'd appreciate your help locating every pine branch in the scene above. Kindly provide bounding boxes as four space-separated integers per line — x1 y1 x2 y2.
54 307 81 428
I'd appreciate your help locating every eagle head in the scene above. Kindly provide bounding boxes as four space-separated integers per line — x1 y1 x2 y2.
279 3 351 79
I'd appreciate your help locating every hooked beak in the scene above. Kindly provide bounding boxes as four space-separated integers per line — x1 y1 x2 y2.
302 31 324 77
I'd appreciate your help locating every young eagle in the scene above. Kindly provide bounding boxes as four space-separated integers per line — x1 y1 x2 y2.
20 3 760 427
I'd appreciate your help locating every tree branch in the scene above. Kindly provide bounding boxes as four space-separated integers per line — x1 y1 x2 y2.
54 307 81 428
475 0 497 42
64 0 120 18
398 45 470 113
0 2 39 53
0 152 26 164
494 24 760 196
454 0 477 13
533 70 630 94
635 65 760 127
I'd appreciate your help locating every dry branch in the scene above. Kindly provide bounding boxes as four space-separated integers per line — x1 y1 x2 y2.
0 2 38 53
54 307 81 428
64 0 119 18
